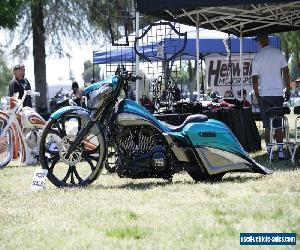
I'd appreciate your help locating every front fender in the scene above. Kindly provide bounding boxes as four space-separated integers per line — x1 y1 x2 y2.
51 106 90 120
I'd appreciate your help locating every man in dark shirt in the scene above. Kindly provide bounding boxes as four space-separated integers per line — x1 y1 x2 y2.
9 64 32 107
173 84 181 101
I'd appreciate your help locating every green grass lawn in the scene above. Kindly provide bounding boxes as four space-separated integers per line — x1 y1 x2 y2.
0 149 299 249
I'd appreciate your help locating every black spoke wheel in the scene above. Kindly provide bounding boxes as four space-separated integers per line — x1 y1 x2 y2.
39 112 106 187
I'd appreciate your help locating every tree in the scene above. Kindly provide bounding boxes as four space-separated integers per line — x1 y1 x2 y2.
279 31 300 80
0 50 11 96
82 60 100 83
2 0 137 110
89 0 154 39
0 0 26 29
31 0 46 111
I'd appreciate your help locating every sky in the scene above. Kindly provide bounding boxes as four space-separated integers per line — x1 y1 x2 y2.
0 29 104 89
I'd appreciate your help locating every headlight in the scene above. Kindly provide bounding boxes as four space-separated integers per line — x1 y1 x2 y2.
0 97 10 111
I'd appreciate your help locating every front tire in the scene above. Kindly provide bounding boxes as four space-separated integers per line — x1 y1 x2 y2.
39 112 106 187
0 118 12 168
0 128 12 169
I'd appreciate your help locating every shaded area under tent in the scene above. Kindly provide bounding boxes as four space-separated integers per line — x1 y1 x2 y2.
134 0 300 152
93 27 280 96
136 0 300 99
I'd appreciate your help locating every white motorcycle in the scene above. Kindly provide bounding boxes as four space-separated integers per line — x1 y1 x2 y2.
0 90 46 168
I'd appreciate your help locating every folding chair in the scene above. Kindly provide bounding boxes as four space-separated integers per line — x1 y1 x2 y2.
292 106 300 163
265 106 291 163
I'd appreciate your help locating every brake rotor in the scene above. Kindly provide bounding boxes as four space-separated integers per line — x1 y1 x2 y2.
59 135 82 165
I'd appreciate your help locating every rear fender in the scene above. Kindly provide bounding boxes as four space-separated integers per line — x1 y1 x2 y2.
169 119 271 175
193 146 271 175
182 119 245 154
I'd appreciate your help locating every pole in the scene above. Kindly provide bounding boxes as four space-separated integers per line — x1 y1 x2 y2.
92 51 95 81
135 11 140 103
228 35 233 92
240 31 243 94
196 18 200 101
200 54 204 93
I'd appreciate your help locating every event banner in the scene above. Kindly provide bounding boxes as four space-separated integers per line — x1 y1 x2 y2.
205 54 255 97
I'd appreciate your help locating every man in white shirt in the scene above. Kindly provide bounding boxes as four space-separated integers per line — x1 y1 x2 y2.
252 32 290 160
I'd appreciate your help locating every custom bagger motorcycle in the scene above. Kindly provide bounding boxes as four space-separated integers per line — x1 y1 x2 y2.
39 66 271 187
0 91 45 168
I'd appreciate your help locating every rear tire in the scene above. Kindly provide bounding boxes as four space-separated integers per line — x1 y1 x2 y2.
188 170 224 182
39 112 106 187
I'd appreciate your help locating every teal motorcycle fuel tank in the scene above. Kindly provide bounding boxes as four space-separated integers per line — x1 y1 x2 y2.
116 99 270 175
84 76 119 95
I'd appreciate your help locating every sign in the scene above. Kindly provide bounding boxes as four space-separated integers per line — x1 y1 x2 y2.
30 169 48 190
205 54 255 99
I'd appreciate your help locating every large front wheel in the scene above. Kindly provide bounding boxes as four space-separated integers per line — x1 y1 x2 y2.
39 112 106 187
0 123 13 169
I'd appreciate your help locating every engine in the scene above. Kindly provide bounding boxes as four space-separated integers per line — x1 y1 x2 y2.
117 127 156 157
116 126 169 177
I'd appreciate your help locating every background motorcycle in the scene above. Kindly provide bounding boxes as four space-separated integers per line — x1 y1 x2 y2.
39 66 271 188
49 89 78 113
0 91 45 168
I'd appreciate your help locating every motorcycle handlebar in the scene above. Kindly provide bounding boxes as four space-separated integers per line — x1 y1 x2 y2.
115 66 142 82
129 75 142 81
124 74 142 82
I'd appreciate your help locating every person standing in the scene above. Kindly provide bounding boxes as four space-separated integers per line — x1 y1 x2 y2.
252 32 291 160
9 64 32 107
20 64 32 107
242 89 251 108
72 81 83 106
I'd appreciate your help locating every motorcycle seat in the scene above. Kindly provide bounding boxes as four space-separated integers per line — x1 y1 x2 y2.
162 114 208 132
294 106 300 115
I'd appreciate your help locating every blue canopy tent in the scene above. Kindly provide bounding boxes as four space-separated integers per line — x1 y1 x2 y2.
93 46 134 65
167 36 280 59
93 36 280 64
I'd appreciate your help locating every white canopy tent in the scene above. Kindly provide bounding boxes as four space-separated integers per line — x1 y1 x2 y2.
137 0 300 100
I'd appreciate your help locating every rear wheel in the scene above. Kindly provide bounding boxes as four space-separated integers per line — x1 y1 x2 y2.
105 144 117 173
187 170 224 182
39 112 106 187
